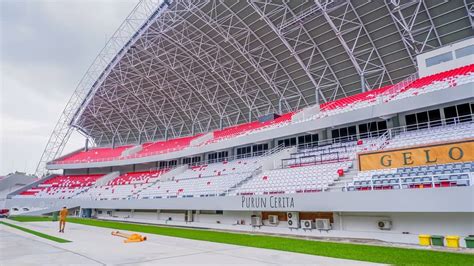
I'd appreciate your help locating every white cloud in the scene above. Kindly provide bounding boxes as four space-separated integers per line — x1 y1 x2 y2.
0 0 139 175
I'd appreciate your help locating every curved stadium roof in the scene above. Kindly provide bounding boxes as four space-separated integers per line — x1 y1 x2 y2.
70 0 474 146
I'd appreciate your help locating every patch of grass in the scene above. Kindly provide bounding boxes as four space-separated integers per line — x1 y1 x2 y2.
0 221 70 243
73 218 474 265
9 216 474 265
9 216 53 222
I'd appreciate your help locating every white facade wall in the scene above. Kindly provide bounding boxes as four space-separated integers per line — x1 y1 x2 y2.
417 37 474 77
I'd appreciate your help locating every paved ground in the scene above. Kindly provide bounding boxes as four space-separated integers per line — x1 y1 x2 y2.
0 221 383 265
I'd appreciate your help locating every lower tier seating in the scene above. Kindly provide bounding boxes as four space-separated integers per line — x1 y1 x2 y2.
76 170 168 200
348 162 473 191
137 173 252 199
232 161 353 195
16 174 104 199
172 158 261 180
108 169 168 186
386 122 473 149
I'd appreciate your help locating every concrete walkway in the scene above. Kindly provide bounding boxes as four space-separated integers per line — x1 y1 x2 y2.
1 220 383 265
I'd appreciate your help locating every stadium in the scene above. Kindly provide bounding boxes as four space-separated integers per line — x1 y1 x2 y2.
1 0 474 264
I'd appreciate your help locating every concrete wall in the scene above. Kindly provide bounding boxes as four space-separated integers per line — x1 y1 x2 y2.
135 162 158 172
417 37 474 77
88 167 113 175
337 212 474 237
7 186 474 213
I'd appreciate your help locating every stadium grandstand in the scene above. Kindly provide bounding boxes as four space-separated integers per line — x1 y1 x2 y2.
4 0 474 255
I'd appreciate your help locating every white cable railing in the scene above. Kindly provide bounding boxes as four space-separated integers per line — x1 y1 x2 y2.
343 172 472 192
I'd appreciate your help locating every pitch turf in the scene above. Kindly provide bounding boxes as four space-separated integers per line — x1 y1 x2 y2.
0 221 70 243
8 216 474 265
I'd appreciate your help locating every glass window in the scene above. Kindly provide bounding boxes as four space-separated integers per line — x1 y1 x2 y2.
348 126 356 136
455 44 474 59
405 114 417 131
298 136 304 144
359 124 368 138
444 106 457 124
457 103 472 122
290 138 296 146
416 112 429 129
425 52 453 67
340 127 348 138
428 109 441 127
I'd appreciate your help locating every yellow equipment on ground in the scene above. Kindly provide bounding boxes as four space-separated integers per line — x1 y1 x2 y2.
445 235 460 248
111 231 147 243
418 234 431 246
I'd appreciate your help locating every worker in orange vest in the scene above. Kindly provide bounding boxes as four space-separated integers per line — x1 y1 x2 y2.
59 206 68 233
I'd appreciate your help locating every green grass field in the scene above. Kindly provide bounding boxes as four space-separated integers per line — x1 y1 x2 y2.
8 216 474 265
0 221 70 243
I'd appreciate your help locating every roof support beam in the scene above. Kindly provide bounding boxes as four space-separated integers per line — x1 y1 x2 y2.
315 0 390 91
249 0 329 103
386 0 442 58
464 0 474 30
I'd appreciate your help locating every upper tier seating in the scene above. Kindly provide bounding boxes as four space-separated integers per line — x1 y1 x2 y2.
57 146 132 164
385 122 473 149
51 64 473 165
233 161 353 195
390 64 474 101
16 174 103 199
134 135 199 157
76 170 168 200
204 112 294 145
313 64 474 119
348 162 473 191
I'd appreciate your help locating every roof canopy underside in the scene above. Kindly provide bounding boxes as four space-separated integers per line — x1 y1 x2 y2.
72 0 474 146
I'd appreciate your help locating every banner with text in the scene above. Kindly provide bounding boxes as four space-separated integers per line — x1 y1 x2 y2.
359 140 474 171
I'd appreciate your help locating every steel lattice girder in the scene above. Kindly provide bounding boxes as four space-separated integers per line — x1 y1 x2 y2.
71 0 474 146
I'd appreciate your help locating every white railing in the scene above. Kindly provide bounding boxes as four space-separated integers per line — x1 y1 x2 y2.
344 172 472 192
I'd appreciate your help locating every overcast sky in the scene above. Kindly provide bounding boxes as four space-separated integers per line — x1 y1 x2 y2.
0 0 139 175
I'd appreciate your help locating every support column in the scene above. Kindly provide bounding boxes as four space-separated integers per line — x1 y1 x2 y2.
361 74 366 92
85 138 89 151
315 88 320 105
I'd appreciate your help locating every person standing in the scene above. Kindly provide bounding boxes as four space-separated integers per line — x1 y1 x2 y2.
59 206 68 233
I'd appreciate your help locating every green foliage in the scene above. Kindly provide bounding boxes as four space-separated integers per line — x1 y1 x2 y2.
1 221 70 243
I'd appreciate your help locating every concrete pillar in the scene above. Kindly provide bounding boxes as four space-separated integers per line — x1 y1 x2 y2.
85 138 89 151
361 74 366 92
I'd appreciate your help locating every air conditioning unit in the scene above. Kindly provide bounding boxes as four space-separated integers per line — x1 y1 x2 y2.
377 220 392 230
315 219 331 231
287 212 299 229
268 215 279 225
251 216 262 227
300 220 314 230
